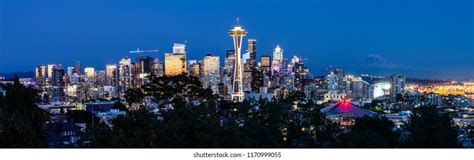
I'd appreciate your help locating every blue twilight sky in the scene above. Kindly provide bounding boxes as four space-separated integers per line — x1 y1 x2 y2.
1 0 473 79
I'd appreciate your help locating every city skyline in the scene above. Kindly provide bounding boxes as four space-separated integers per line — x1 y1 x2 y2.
1 0 473 79
1 0 474 150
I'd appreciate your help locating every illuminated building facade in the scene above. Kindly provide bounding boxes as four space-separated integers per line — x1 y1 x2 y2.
291 56 308 91
260 55 271 72
247 39 257 69
390 74 406 101
47 64 55 83
349 77 370 100
67 67 75 77
187 60 201 77
173 43 186 55
164 43 187 76
223 50 236 98
135 56 154 86
118 57 133 97
152 58 164 77
243 70 252 92
202 54 220 94
51 65 66 102
84 67 95 78
105 64 117 86
35 64 47 88
164 53 186 76
271 45 283 73
244 39 257 92
325 67 347 102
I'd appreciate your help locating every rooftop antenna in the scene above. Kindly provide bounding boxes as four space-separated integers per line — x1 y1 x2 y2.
236 17 240 26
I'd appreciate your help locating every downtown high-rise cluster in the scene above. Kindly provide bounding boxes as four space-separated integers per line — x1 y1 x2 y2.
32 24 320 104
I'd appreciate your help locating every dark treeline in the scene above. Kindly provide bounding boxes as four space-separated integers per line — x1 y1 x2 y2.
0 75 461 148
0 77 50 147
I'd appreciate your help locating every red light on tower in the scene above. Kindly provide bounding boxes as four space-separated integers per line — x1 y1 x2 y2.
338 99 351 106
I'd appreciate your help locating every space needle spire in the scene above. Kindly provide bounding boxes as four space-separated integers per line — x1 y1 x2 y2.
229 18 247 102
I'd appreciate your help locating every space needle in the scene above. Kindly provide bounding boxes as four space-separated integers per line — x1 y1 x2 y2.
229 19 247 102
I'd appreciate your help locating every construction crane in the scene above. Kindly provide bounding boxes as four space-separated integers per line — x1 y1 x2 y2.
129 48 159 54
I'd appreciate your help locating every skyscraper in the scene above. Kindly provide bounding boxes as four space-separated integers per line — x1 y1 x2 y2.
349 77 370 100
291 56 307 91
271 45 283 73
152 58 164 77
187 60 201 77
95 70 107 86
251 67 264 93
35 64 47 88
243 51 252 92
84 67 95 78
242 52 250 66
47 64 55 83
259 55 272 93
174 43 187 73
136 56 153 74
229 24 247 102
273 45 283 60
51 65 66 102
164 53 186 76
390 74 406 101
246 39 258 93
84 67 96 86
324 67 347 102
173 43 186 54
260 55 271 72
327 67 345 92
202 53 220 94
135 56 154 86
247 39 257 69
105 64 118 86
224 50 235 76
119 57 133 97
164 44 187 76
223 50 235 98
75 61 82 75
243 71 252 92
65 67 73 75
